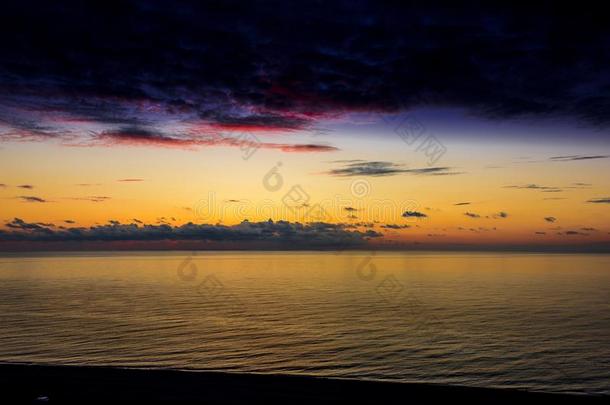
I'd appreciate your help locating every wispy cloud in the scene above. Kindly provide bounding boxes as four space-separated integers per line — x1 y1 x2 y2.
504 184 563 192
550 155 608 162
18 196 48 203
464 212 480 218
17 184 34 189
558 230 589 236
278 144 338 153
66 196 111 203
326 161 462 177
587 198 610 204
74 127 340 153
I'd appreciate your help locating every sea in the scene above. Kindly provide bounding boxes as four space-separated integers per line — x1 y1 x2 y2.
0 251 608 394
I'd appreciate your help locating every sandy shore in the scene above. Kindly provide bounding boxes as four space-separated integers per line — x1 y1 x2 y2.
1 363 606 404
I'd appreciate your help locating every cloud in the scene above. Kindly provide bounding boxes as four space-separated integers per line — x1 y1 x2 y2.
64 220 75 224
381 224 411 229
493 212 509 219
544 216 557 223
117 178 144 182
535 232 547 235
327 161 406 177
18 196 47 203
587 198 610 204
277 144 339 153
343 207 358 212
464 212 480 218
17 184 34 189
0 218 382 247
454 202 471 206
83 127 339 152
344 222 375 229
0 183 6 187
67 196 111 203
402 211 427 218
560 230 589 236
550 155 608 161
5 218 53 234
504 184 562 192
2 0 610 149
326 161 461 177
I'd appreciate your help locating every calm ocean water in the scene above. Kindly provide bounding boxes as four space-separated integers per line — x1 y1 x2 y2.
0 251 608 394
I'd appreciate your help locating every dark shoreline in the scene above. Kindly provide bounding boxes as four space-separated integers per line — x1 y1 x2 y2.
1 364 606 404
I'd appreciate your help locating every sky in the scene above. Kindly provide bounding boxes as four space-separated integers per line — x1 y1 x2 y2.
1 1 609 251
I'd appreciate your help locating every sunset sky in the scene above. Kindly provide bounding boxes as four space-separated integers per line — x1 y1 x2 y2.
1 1 609 251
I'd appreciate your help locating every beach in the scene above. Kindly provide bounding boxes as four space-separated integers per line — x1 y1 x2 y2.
2 363 607 404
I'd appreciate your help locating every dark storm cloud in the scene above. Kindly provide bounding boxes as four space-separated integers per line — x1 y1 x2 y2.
3 1 610 148
0 218 382 246
327 161 460 177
